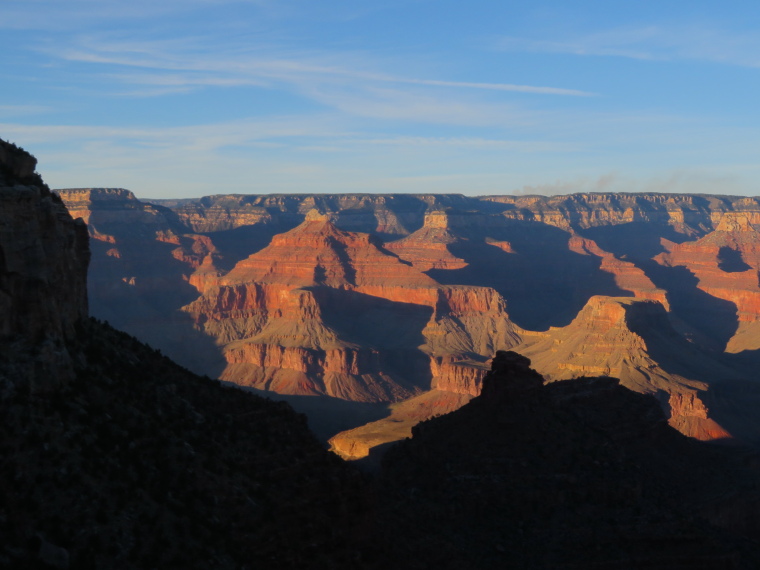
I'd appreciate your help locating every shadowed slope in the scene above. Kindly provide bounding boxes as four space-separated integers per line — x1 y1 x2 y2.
1 142 370 569
377 351 760 569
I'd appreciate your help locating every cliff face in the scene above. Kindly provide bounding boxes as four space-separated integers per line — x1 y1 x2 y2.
182 211 519 402
2 143 369 569
57 188 226 374
0 141 89 388
58 188 760 449
155 191 760 237
484 192 747 233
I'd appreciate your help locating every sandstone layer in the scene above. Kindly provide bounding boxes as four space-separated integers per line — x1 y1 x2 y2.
183 211 520 402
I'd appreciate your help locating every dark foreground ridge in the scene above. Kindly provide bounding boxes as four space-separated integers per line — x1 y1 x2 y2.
0 138 368 569
0 320 368 568
378 351 760 569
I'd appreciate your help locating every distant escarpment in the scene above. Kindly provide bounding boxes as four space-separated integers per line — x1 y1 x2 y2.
378 351 760 569
58 188 760 452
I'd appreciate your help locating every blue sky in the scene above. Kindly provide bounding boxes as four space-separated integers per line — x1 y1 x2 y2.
2 0 760 198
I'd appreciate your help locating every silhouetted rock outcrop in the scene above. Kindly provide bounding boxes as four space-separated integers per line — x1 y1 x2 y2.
0 139 89 390
378 354 760 569
479 350 543 399
0 142 369 569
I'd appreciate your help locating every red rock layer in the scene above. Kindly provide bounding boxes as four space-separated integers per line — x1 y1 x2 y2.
220 210 439 290
656 217 760 327
384 211 468 271
429 356 488 395
568 236 667 305
667 391 731 441
182 212 522 401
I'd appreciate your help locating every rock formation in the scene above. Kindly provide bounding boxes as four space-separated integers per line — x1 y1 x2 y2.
377 352 760 568
183 210 520 402
57 188 760 451
514 296 735 440
0 140 89 389
1 141 368 569
654 214 760 352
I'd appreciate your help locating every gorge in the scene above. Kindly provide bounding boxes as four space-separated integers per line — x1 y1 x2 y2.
57 188 760 456
6 138 760 567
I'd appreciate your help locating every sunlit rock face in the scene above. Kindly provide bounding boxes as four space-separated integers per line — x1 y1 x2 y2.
58 189 760 447
514 296 733 440
184 211 520 402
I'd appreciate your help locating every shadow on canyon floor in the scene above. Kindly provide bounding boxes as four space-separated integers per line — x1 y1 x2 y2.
581 221 699 262
718 245 752 273
223 384 392 444
428 222 630 331
312 287 434 351
706 378 760 445
643 262 739 351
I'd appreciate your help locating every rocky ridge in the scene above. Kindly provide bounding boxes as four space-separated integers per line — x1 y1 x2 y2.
0 142 89 390
377 351 760 569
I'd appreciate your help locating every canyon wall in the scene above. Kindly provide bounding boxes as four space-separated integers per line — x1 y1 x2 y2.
58 188 760 448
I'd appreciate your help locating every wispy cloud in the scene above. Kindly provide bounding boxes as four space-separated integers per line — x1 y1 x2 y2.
0 105 52 118
0 115 350 151
496 25 760 68
358 136 580 152
53 35 594 98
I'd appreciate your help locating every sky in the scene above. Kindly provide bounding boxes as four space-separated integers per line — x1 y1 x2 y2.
2 0 760 198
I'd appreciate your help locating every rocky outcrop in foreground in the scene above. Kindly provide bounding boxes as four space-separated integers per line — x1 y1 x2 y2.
378 351 760 569
0 140 367 569
0 141 89 389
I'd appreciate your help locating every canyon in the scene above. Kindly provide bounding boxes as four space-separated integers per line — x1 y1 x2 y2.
7 138 760 567
56 188 760 456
